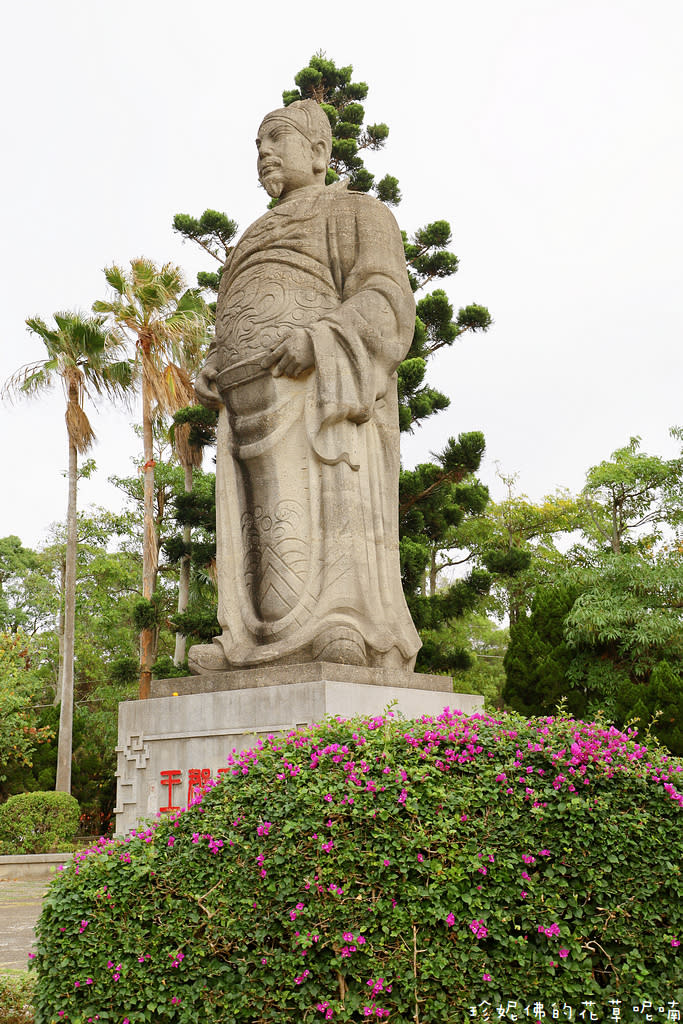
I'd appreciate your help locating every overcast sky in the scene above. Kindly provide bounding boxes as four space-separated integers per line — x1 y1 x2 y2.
1 0 681 548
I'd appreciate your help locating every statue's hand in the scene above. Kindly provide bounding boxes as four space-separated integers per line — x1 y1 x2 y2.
194 358 222 409
262 329 314 378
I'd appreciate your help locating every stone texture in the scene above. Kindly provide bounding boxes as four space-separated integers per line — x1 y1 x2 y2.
151 662 455 697
115 668 483 835
193 99 420 672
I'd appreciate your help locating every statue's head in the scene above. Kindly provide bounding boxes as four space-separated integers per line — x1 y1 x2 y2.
256 99 332 199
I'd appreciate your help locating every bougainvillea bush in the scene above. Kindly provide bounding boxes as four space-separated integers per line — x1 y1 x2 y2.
32 709 682 1022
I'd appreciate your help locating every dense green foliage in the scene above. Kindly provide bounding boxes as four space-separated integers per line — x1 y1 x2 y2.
0 975 35 1024
0 790 79 854
0 631 52 785
32 711 682 1020
502 434 683 753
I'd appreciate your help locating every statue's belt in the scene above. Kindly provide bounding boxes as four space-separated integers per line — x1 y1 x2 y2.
216 358 271 391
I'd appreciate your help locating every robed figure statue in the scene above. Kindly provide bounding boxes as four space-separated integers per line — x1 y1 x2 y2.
192 99 420 673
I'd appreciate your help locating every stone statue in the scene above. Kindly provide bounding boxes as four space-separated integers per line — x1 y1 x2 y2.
191 99 420 673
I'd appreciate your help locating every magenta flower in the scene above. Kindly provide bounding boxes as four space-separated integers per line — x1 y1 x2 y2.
446 913 455 927
483 972 492 981
167 836 175 847
672 938 681 947
559 948 569 958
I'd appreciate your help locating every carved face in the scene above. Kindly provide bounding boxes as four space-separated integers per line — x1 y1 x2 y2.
256 119 318 199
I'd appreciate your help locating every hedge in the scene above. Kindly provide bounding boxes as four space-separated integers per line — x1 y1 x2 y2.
0 791 80 854
31 709 682 1021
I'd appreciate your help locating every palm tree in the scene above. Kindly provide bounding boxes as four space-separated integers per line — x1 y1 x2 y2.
94 260 211 698
4 312 131 794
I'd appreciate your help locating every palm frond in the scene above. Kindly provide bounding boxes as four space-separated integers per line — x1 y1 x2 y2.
3 360 56 400
103 265 128 295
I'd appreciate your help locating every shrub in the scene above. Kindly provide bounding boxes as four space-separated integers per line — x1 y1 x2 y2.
0 791 80 854
0 974 35 1023
32 710 682 1021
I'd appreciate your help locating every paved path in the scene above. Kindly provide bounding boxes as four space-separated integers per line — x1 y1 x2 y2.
0 880 46 973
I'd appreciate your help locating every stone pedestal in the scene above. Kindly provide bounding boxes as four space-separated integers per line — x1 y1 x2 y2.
114 663 483 836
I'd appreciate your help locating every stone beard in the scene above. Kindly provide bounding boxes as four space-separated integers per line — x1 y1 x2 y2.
199 177 420 671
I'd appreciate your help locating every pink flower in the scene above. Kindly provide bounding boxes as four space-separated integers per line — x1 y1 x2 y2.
446 913 455 927
672 938 681 947
483 972 492 981
383 858 390 866
417 853 424 862
167 836 175 847
559 948 569 958
171 996 181 1005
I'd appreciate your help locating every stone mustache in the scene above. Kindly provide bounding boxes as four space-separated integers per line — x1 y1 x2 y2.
192 99 420 673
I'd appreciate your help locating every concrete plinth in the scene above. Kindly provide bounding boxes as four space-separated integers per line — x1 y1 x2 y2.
114 663 482 836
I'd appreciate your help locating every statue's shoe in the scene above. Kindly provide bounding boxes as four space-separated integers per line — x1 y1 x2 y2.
311 626 366 666
188 642 230 675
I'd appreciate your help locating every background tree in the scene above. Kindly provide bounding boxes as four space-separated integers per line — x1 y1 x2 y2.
94 261 212 698
578 430 683 555
0 512 148 827
166 405 219 665
4 312 130 793
0 631 52 791
454 470 584 625
503 431 683 753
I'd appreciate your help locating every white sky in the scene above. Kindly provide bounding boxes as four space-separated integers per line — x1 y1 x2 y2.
1 0 682 549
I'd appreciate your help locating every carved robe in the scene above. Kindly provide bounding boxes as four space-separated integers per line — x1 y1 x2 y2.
211 181 420 669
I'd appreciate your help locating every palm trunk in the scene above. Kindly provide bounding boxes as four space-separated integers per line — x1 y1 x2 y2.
173 464 193 666
139 366 158 699
56 437 77 794
54 558 65 707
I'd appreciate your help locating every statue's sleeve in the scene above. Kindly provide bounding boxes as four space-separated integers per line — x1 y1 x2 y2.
307 193 415 469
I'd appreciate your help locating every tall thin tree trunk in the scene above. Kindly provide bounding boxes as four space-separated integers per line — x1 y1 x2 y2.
139 369 158 699
429 548 438 597
54 559 65 707
173 464 193 667
56 438 77 794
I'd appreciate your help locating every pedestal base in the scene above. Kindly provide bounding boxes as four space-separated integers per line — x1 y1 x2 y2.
114 664 483 836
